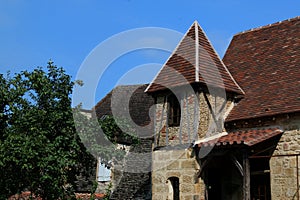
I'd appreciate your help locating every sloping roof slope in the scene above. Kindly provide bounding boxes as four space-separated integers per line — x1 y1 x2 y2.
197 127 283 147
224 16 300 121
146 21 244 94
94 84 154 127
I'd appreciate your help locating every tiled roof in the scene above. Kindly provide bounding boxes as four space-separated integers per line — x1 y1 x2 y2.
197 127 283 147
223 16 300 121
145 21 244 95
93 84 154 143
93 84 154 127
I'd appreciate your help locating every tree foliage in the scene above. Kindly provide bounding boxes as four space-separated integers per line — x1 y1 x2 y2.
0 61 96 199
73 112 139 168
0 61 141 199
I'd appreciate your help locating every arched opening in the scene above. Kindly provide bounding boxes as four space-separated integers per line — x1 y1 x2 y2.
201 156 243 200
167 177 180 200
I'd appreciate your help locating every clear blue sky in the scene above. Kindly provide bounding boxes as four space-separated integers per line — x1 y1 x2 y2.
1 0 299 109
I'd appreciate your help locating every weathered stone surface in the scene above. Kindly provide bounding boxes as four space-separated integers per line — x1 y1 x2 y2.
166 160 180 170
182 195 194 200
110 138 152 200
261 114 300 200
182 175 193 184
181 160 196 169
152 149 202 199
172 150 187 159
194 183 201 194
166 171 181 178
155 91 231 147
181 183 194 193
152 90 233 199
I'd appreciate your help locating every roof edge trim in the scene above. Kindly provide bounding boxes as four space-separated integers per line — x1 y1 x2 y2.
194 132 228 144
234 16 300 36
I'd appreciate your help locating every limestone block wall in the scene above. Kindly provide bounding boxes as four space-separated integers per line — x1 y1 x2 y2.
270 115 300 200
152 149 205 200
270 155 299 199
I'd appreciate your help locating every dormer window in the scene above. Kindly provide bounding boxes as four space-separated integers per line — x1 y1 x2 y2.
168 94 181 127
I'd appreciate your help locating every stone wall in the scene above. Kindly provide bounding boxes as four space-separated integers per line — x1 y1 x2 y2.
154 90 233 147
110 138 153 200
270 115 300 200
152 149 205 200
152 89 233 200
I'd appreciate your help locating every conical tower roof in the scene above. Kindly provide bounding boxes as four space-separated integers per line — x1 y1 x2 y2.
145 21 244 95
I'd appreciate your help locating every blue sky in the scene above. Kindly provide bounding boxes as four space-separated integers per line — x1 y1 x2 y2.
1 0 299 109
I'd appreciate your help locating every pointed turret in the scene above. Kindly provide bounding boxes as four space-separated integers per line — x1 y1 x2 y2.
145 21 244 95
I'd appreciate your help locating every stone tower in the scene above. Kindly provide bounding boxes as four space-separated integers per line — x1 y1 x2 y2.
145 21 244 200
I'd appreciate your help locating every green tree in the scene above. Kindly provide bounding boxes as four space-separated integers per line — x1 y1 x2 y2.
73 111 135 168
0 61 96 199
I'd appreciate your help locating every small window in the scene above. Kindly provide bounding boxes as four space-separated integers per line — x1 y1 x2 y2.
97 159 111 182
168 94 181 126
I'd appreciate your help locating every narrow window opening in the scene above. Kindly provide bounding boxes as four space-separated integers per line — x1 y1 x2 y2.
168 94 181 127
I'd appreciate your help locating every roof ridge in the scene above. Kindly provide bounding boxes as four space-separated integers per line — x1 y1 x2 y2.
115 83 148 88
94 84 149 109
195 21 199 82
234 16 300 36
230 125 284 132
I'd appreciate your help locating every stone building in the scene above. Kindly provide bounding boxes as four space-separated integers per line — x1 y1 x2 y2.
93 16 300 200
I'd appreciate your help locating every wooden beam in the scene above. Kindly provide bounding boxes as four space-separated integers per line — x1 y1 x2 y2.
186 94 191 142
156 96 166 146
165 95 169 145
193 92 200 141
203 92 221 131
178 93 184 144
243 151 251 200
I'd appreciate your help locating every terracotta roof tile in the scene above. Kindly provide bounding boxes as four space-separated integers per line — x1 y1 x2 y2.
223 16 300 121
197 127 283 147
146 21 244 94
8 192 42 200
75 193 105 199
